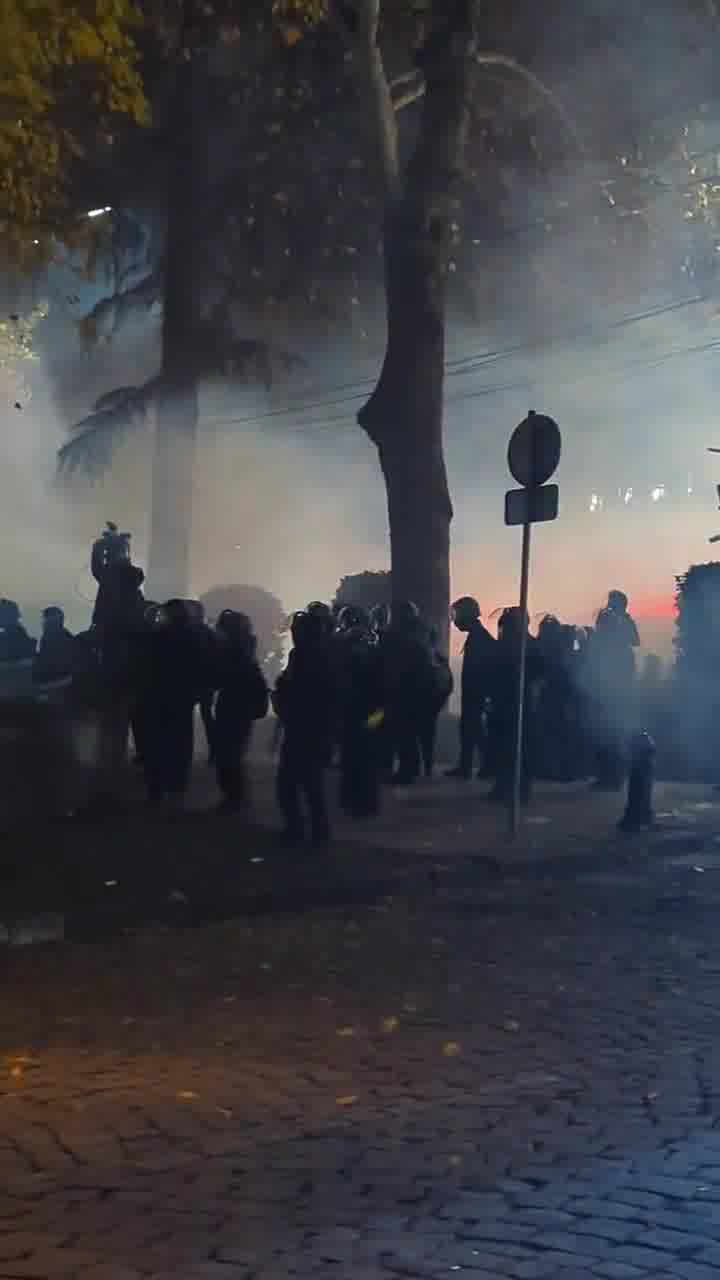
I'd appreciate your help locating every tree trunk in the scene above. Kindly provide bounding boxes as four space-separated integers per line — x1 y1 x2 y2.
361 207 452 646
146 15 207 600
357 0 476 650
147 383 197 600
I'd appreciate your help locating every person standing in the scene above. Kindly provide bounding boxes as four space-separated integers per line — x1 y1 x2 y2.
273 611 336 847
446 596 497 779
488 607 542 806
185 600 219 764
587 590 640 790
33 607 75 685
137 599 211 809
0 599 36 662
213 610 268 812
89 525 145 793
335 606 384 817
379 601 434 785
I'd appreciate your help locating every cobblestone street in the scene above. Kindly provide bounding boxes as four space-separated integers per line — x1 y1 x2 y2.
3 802 720 1277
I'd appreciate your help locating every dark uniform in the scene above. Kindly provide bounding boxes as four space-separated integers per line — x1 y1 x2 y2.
587 593 640 790
274 612 335 846
489 607 543 806
213 611 268 811
335 609 384 817
535 616 580 781
138 600 212 805
0 599 36 662
448 597 497 779
379 602 434 785
33 608 75 685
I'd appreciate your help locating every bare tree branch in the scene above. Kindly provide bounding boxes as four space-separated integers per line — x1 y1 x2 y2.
392 51 585 159
390 69 425 112
473 52 586 158
342 0 402 200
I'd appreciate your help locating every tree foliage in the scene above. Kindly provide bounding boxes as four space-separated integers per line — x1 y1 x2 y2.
59 3 572 469
57 0 720 468
672 561 720 780
674 562 720 671
0 304 48 405
0 0 148 259
334 569 391 610
71 0 720 355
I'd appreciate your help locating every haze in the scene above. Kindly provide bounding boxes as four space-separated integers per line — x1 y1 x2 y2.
2 0 719 660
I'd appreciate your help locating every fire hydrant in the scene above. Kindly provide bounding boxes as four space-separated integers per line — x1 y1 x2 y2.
618 730 656 833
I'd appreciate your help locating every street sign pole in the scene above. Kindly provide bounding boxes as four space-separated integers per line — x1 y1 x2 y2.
510 520 531 838
505 410 561 841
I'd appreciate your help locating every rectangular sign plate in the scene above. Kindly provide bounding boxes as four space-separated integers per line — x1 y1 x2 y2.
505 484 559 527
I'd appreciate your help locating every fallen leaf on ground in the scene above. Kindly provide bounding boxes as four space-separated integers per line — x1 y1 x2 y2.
336 1026 357 1038
442 1041 463 1058
382 1016 399 1033
336 1094 358 1106
177 1090 198 1101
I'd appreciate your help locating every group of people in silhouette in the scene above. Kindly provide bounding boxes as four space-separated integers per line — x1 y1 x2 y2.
449 590 641 800
0 524 643 846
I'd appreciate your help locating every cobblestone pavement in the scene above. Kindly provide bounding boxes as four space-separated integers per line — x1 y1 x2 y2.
3 842 720 1278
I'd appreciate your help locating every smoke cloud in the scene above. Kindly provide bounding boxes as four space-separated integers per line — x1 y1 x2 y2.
2 0 718 659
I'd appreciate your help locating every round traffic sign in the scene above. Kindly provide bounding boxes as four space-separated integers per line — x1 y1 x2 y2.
508 410 561 488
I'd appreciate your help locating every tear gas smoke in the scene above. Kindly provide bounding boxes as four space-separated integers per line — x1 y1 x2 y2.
2 0 719 659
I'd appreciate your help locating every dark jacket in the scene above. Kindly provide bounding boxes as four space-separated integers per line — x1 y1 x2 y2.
139 622 212 711
33 628 76 684
379 622 434 714
92 562 145 631
216 637 269 725
0 624 36 663
336 630 384 727
274 645 335 756
461 620 497 701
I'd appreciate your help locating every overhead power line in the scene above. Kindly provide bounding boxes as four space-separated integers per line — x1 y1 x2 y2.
198 290 716 437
